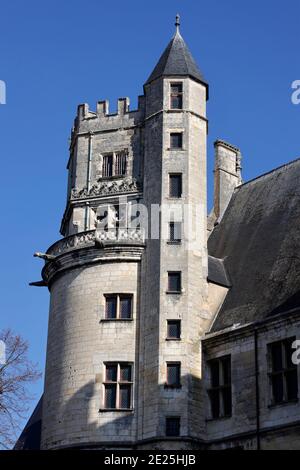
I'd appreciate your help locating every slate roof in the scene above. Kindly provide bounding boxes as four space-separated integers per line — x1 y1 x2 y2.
145 30 208 94
208 158 300 332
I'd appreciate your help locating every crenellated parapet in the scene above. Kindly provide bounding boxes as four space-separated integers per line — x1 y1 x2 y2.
71 95 146 143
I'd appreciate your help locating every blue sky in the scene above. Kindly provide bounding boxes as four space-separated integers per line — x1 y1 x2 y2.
0 0 299 430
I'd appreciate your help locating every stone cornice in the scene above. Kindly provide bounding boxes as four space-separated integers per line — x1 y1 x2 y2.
42 241 145 287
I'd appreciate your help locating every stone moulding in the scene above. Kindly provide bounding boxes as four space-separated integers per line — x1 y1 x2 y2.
47 228 145 257
71 177 141 200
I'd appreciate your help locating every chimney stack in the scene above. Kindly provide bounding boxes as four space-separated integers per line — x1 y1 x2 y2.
213 140 242 221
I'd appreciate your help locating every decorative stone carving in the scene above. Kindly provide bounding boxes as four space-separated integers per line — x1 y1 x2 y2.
71 177 141 200
47 228 145 257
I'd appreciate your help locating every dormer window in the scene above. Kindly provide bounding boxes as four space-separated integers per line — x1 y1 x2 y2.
102 150 128 178
170 83 183 109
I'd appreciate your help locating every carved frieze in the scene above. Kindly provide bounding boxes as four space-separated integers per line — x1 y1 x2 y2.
71 177 141 200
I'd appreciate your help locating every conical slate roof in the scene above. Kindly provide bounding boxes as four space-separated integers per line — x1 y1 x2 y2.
145 29 208 93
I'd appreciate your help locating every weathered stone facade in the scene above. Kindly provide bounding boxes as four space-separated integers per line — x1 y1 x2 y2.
16 19 300 451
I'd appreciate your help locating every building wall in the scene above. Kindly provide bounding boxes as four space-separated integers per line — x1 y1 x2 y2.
41 260 140 449
203 314 300 450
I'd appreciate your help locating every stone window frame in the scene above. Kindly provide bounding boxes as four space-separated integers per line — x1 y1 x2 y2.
101 362 134 411
169 131 183 150
166 320 181 341
267 336 298 407
168 221 182 244
170 81 183 110
207 355 232 420
165 362 182 389
102 293 134 321
100 149 128 179
166 271 182 294
168 173 183 199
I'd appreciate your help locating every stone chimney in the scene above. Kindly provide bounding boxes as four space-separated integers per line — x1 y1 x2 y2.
213 140 242 221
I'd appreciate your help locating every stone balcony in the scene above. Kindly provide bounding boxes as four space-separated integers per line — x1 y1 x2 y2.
46 228 145 258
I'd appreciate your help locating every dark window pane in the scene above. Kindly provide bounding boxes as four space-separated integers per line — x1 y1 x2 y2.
120 364 132 382
119 384 131 409
170 84 183 110
222 358 231 386
167 320 181 339
209 390 220 419
166 417 180 437
120 296 132 319
171 83 182 94
106 296 117 319
167 363 180 386
104 384 117 408
168 272 181 292
271 342 283 372
103 154 113 177
171 95 182 109
115 151 127 176
169 174 182 198
106 364 117 382
286 369 298 401
285 338 296 369
170 133 183 149
222 387 232 416
169 222 181 242
210 361 220 388
272 374 284 403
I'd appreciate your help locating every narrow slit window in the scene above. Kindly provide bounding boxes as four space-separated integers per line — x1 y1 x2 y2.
169 174 182 198
269 337 298 405
102 154 114 177
208 356 232 419
170 83 183 109
166 362 181 387
169 222 182 242
115 151 127 176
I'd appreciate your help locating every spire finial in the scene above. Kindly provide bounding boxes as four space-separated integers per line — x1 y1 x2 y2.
175 14 180 32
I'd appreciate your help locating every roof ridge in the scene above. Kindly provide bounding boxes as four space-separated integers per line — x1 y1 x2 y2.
238 155 300 189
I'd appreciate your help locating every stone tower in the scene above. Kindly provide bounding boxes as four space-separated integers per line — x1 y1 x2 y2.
40 17 212 450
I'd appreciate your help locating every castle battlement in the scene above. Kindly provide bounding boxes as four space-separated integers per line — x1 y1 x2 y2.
74 95 146 127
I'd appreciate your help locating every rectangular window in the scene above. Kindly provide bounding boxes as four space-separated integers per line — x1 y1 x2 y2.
103 363 133 410
169 222 182 242
269 337 298 405
169 174 182 198
166 417 180 437
119 295 132 319
170 132 183 149
208 356 232 419
167 320 181 340
170 83 183 109
166 362 181 387
105 295 117 319
102 150 128 178
102 154 114 177
167 272 181 293
115 150 127 176
104 294 133 320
